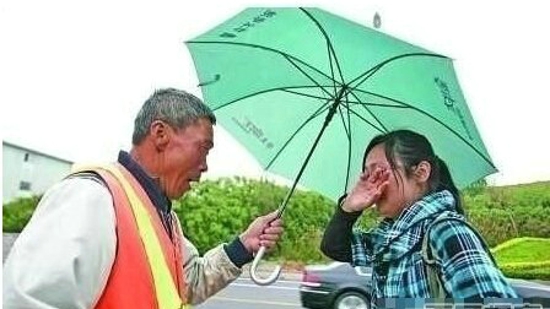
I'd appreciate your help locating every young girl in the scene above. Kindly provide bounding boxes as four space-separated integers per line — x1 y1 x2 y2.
321 130 516 305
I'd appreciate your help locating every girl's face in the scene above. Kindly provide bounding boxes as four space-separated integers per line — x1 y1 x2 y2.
363 144 425 218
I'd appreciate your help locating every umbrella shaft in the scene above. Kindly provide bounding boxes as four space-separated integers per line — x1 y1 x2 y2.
276 93 344 218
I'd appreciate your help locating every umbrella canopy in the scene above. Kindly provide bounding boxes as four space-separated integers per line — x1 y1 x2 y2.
186 7 496 203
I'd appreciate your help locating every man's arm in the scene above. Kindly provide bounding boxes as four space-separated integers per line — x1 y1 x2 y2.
177 234 243 305
174 211 282 305
3 177 116 308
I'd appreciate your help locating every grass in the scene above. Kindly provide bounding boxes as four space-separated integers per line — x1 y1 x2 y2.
492 237 550 280
492 237 550 264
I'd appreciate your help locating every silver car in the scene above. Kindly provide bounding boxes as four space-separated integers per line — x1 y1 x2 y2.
300 262 550 309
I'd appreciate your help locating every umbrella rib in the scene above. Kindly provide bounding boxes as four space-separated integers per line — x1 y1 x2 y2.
212 85 333 111
341 104 386 134
265 102 332 171
342 100 407 108
283 88 374 119
336 102 352 194
281 88 333 101
328 43 338 98
351 89 497 168
299 7 346 86
283 55 336 98
346 90 390 133
348 53 449 90
186 40 342 87
344 92 354 193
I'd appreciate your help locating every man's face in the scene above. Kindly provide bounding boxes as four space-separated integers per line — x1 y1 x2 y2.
159 118 213 199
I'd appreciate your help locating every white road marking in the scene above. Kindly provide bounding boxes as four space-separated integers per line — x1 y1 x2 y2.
229 282 299 290
235 278 300 285
210 296 301 307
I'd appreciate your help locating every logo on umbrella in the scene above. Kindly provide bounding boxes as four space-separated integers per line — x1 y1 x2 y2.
434 77 456 108
232 116 274 149
435 77 473 140
219 9 278 39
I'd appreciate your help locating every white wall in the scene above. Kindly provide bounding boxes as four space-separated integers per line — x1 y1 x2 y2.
2 142 73 204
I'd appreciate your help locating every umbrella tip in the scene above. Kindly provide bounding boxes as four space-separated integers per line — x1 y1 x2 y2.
373 12 381 29
198 74 221 87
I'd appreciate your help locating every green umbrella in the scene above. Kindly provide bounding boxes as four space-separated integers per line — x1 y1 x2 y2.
186 7 496 284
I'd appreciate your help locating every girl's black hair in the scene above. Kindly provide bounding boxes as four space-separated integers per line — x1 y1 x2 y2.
360 130 464 214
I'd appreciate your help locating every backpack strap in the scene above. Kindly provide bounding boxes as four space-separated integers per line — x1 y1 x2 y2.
421 212 497 298
421 214 448 298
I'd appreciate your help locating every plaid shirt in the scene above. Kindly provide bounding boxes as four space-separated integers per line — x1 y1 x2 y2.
351 190 517 306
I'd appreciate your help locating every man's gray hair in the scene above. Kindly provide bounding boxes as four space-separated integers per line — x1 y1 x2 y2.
132 88 216 145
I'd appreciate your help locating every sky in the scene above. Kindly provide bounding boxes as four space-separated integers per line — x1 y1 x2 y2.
1 0 549 187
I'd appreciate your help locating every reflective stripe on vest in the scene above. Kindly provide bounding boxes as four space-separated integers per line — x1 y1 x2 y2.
74 163 189 309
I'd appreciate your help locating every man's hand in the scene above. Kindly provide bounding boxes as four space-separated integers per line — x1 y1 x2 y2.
239 211 284 254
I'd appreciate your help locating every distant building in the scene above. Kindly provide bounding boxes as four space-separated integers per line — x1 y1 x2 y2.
2 141 73 204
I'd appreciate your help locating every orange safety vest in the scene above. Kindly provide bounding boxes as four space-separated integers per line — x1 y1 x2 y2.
75 163 188 309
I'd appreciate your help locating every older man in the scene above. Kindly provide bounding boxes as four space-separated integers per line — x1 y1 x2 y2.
3 88 283 308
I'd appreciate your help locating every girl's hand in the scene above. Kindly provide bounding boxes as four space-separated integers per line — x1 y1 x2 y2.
341 167 390 212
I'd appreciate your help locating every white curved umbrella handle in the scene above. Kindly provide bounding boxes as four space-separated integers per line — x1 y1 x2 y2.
248 163 304 286
250 246 282 286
